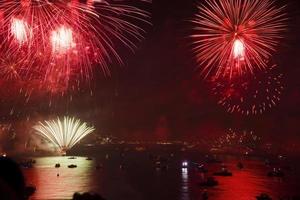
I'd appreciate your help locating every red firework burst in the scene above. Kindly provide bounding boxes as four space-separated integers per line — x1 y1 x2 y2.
211 65 284 115
10 17 32 45
0 0 150 93
191 0 286 78
0 48 37 81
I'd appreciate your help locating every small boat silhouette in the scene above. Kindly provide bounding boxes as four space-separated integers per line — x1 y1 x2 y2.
68 164 77 168
256 193 272 200
267 168 284 177
198 177 218 187
213 168 232 176
237 162 244 169
96 164 103 170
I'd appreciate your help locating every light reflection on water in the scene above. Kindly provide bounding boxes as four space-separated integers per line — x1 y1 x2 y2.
25 157 95 199
23 156 299 200
181 168 189 200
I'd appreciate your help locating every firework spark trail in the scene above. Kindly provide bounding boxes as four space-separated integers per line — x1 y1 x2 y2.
0 48 37 81
33 116 95 154
0 0 150 93
213 128 261 151
211 65 284 115
191 0 286 79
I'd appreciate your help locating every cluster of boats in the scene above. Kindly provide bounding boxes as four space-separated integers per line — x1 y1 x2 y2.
54 162 77 168
19 153 292 200
197 165 233 188
54 157 100 169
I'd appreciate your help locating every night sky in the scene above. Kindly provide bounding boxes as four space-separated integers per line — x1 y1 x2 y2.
1 0 300 143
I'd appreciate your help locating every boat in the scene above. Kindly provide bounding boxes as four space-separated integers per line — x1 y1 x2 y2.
202 190 209 200
182 161 189 168
237 162 244 169
119 164 126 170
267 168 284 177
155 161 168 171
213 168 232 176
198 177 218 187
204 155 222 163
153 156 170 171
221 163 227 168
160 165 169 171
135 146 146 152
86 157 93 161
29 159 36 164
68 157 76 159
196 164 208 173
256 193 272 200
55 163 60 168
96 164 103 170
68 164 77 168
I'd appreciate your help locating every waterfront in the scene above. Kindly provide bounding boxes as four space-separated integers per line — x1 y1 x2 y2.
22 151 300 200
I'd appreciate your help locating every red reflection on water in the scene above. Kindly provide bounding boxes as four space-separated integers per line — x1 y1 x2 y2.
208 161 272 200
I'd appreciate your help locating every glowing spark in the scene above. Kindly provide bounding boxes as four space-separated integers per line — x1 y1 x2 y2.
33 116 95 154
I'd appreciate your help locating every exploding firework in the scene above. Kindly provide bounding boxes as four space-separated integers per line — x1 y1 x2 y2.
213 128 262 153
0 0 150 92
33 116 95 154
211 65 284 115
0 48 38 81
191 0 286 78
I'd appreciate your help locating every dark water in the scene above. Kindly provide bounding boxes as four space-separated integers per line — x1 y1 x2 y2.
23 153 300 200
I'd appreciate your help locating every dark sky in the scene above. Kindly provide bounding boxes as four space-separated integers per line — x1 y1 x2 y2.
1 0 300 142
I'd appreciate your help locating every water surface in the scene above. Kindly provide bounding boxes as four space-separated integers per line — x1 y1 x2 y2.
23 154 299 200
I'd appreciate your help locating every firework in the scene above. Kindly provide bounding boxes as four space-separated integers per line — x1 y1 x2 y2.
10 17 32 45
211 65 284 115
213 128 262 152
191 0 286 78
0 48 37 81
0 0 150 92
50 26 75 54
33 116 95 154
